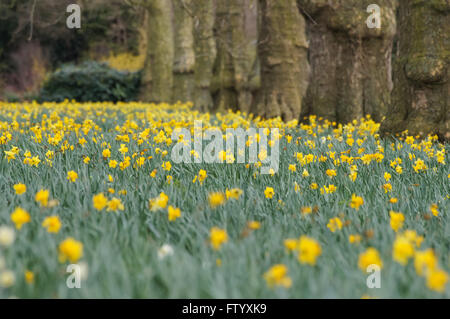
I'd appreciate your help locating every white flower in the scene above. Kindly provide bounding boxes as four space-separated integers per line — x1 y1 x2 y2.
157 244 174 260
0 270 15 288
79 261 89 281
0 226 15 247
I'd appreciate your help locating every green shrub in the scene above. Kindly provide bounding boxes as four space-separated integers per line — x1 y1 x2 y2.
38 61 141 102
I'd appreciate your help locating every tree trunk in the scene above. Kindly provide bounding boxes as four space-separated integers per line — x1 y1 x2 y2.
252 0 309 121
140 0 174 103
381 0 450 140
298 0 397 124
192 0 216 112
173 0 195 103
213 0 252 113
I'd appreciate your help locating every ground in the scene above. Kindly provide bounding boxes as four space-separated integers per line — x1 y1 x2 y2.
0 101 448 298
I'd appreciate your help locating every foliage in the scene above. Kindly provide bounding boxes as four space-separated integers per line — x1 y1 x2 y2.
37 62 141 102
0 0 142 76
101 52 146 73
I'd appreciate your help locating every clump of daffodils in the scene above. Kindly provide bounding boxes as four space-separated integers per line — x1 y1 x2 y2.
263 264 292 288
390 211 405 232
358 248 383 272
209 227 228 251
284 236 322 266
208 192 226 209
58 237 83 263
149 192 169 211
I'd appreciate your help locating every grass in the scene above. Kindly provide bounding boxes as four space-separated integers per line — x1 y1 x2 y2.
0 101 448 298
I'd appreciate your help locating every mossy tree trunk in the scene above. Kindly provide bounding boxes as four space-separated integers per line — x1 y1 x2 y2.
381 0 450 140
192 0 216 112
252 0 309 121
298 0 397 124
213 0 253 113
140 0 174 103
247 0 261 102
173 0 195 103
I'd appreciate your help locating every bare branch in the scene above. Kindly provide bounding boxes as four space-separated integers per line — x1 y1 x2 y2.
28 0 37 41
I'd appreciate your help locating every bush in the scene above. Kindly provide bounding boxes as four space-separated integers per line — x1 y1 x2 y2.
38 61 141 102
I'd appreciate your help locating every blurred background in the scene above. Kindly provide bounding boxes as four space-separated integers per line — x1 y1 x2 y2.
0 0 150 101
0 0 258 105
0 0 448 139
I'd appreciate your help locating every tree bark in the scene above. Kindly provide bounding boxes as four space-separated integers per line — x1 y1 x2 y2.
298 0 397 124
173 0 195 103
213 0 253 113
381 0 450 140
140 0 174 103
192 0 216 112
252 0 309 121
